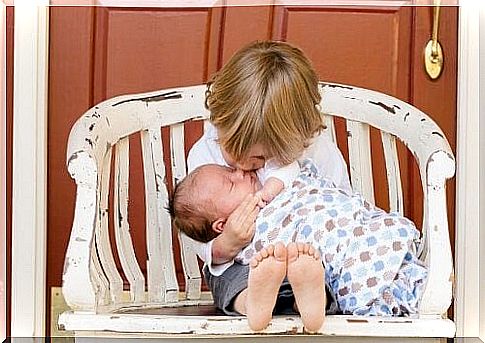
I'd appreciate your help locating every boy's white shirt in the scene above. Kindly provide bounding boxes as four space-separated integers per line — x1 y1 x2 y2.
186 123 352 276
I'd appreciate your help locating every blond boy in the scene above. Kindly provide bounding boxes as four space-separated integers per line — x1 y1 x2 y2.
184 40 350 327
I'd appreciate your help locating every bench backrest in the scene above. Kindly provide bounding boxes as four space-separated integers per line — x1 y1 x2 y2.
62 82 455 315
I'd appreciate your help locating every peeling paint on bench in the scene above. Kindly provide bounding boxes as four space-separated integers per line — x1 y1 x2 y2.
60 83 455 337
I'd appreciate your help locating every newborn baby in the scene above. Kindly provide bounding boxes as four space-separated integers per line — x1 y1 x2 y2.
171 159 427 316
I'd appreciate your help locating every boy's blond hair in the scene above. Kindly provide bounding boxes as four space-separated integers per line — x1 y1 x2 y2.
168 167 218 243
206 40 323 165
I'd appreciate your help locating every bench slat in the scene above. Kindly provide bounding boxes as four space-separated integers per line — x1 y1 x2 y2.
58 311 455 338
346 120 375 204
381 132 404 214
114 137 146 303
170 123 202 300
89 243 110 307
96 147 124 303
323 114 337 144
141 128 179 303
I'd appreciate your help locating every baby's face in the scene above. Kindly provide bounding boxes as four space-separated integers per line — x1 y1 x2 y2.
198 165 262 218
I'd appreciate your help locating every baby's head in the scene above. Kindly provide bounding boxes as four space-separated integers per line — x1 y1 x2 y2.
169 164 262 243
205 40 324 170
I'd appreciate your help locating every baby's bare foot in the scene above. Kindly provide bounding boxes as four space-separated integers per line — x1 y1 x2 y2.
287 242 325 333
247 242 287 331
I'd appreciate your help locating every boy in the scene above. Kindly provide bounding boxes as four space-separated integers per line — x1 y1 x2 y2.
171 160 428 324
187 40 351 325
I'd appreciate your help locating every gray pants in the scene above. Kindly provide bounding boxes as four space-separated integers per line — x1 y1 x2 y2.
203 262 339 315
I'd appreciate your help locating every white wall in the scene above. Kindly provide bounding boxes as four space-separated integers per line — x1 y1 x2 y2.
480 5 485 342
11 4 49 337
455 2 481 337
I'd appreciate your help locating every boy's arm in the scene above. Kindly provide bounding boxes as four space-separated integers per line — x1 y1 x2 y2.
256 160 299 205
256 177 284 205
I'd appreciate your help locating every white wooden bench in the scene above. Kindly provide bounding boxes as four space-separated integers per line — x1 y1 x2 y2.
58 82 456 339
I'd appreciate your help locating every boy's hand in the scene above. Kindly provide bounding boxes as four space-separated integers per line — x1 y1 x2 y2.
211 193 260 264
257 177 284 206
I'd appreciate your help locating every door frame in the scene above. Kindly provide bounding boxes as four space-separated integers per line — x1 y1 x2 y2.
10 2 49 337
9 2 482 337
454 1 482 339
480 5 485 341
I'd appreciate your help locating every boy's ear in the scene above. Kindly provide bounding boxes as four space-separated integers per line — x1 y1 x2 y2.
212 218 226 234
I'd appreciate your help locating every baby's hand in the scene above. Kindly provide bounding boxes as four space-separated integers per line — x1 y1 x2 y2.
256 177 284 208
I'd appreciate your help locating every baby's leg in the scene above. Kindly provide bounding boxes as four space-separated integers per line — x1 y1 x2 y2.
287 242 325 333
244 242 287 331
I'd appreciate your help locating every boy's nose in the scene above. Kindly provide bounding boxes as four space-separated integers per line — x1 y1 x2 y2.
230 169 245 181
233 161 257 171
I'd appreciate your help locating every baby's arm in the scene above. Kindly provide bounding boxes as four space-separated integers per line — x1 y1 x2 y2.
256 160 300 206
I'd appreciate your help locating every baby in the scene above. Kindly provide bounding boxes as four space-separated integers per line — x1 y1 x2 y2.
171 159 428 317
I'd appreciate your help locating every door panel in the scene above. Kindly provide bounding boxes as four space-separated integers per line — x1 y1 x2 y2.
276 5 414 218
96 8 211 100
281 7 412 97
220 6 273 65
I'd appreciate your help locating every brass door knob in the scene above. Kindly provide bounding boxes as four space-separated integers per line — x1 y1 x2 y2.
424 0 444 80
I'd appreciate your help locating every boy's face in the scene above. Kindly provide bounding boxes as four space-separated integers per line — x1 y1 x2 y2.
221 143 266 171
198 165 262 218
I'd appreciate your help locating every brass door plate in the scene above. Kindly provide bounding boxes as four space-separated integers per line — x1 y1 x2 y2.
424 39 444 80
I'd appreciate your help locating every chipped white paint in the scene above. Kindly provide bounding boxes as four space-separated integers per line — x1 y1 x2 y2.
141 128 179 303
66 335 446 343
89 236 110 308
170 124 202 300
346 120 375 204
61 83 455 337
62 152 97 309
58 312 455 337
418 151 455 315
381 132 404 214
97 147 124 304
114 138 146 303
140 128 165 302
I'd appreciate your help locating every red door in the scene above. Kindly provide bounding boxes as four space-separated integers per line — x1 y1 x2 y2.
46 4 457 332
